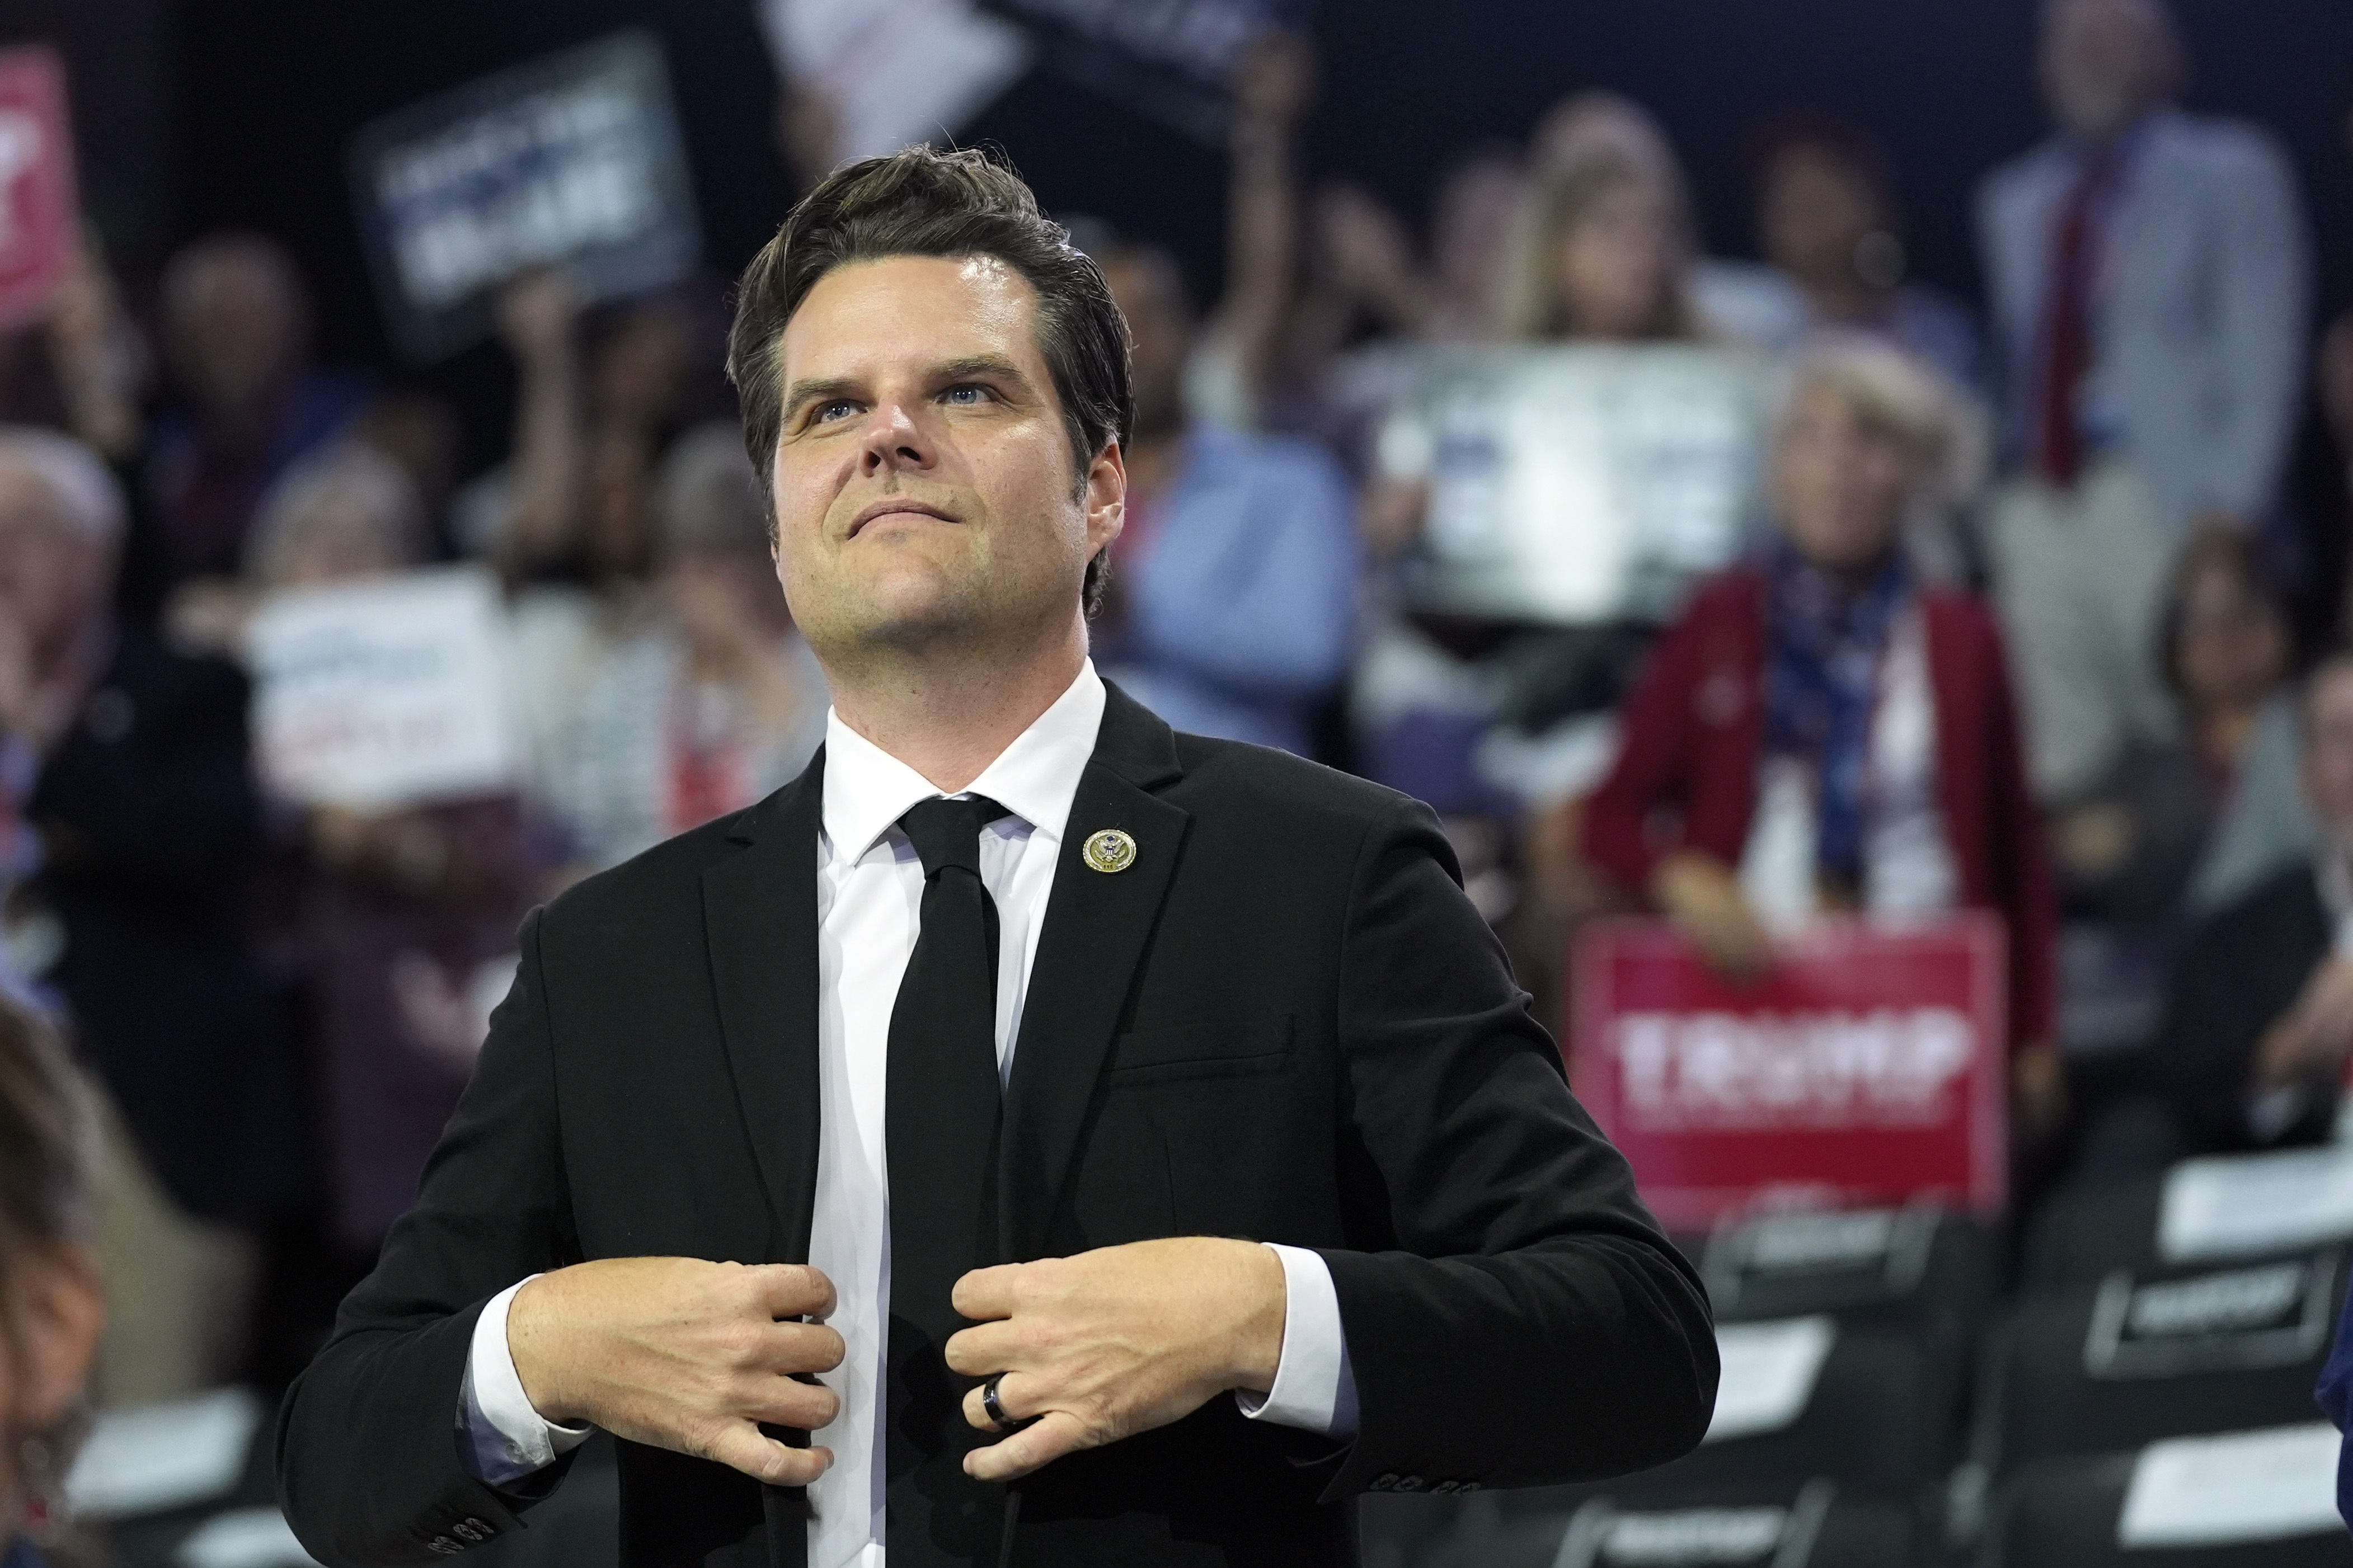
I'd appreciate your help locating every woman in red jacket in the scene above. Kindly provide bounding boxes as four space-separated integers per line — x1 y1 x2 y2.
1580 337 2063 1131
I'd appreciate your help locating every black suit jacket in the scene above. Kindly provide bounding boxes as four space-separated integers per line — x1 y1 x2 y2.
278 685 1717 1567
2148 863 2336 1154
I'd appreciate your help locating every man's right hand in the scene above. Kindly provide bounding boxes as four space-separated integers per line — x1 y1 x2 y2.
507 1258 843 1487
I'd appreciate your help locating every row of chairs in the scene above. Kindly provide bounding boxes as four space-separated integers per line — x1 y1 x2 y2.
1366 1145 2353 1566
73 1154 2353 1565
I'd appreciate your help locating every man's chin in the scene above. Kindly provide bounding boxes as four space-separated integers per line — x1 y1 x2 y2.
814 585 983 659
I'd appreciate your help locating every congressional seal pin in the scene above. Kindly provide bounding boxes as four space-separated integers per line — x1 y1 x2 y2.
1082 828 1137 874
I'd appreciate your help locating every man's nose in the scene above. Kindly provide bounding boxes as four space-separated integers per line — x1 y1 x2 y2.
859 401 936 477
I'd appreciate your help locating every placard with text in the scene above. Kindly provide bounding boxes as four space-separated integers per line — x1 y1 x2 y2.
349 31 698 362
0 46 79 330
248 566 521 810
1570 916 2008 1231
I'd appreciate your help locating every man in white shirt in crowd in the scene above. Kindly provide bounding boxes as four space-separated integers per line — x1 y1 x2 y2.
1976 0 2309 804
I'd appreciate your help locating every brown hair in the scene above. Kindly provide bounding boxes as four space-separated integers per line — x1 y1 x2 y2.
2157 521 2288 699
727 145 1133 615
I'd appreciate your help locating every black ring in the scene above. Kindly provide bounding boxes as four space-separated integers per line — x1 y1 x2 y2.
981 1373 1023 1434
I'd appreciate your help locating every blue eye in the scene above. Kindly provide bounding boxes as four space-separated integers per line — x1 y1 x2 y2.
943 384 989 406
815 399 858 423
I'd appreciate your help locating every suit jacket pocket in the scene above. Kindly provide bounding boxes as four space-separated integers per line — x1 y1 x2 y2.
1102 1015 1295 1085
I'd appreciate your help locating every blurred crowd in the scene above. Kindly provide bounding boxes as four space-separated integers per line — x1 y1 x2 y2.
0 0 2350 1454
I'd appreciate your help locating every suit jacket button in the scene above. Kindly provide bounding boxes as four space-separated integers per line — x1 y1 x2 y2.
1394 1476 1425 1492
427 1537 461 1555
1369 1473 1398 1492
1430 1481 1458 1495
1456 1481 1482 1494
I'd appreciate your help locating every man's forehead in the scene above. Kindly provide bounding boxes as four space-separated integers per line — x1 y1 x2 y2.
778 254 1045 378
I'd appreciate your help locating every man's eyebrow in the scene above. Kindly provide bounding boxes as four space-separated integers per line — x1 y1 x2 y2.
781 375 861 422
933 355 1032 390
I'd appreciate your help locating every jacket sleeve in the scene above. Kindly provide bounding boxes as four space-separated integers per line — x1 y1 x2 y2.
278 906 580 1566
2148 916 2269 1152
1131 440 1361 698
2195 129 2310 521
2148 894 2332 1155
1580 601 1708 893
31 653 260 895
1315 797 1718 1497
1975 609 2059 1049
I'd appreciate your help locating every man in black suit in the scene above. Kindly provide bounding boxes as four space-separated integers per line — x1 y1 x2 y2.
278 148 1716 1568
2149 648 2353 1153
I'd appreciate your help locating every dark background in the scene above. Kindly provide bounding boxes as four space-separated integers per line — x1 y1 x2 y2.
4 0 2351 472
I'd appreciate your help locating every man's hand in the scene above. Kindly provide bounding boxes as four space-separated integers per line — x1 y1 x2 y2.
508 1258 844 1487
942 1238 1288 1484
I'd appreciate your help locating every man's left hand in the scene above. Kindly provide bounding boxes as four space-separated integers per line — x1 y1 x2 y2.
945 1237 1288 1482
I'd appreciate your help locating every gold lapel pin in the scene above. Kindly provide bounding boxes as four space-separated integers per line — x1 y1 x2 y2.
1082 828 1137 874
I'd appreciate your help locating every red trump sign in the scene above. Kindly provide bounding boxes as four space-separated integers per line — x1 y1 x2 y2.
1570 916 2008 1231
0 46 77 330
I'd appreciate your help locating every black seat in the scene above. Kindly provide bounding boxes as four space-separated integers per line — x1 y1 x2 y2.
1988 1246 2346 1467
2023 1147 2353 1296
1410 1478 1920 1568
2020 1175 2167 1293
1576 1319 1962 1498
1994 1449 2353 1568
1699 1206 1997 1335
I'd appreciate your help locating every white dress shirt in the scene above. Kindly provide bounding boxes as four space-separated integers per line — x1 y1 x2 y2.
456 661 1355 1568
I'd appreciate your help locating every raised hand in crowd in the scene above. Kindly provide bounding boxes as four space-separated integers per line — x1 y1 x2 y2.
1314 185 1432 340
47 246 146 462
582 298 696 583
1210 29 1318 416
494 266 586 582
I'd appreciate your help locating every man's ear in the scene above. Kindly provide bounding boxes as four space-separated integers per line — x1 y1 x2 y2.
1084 441 1126 558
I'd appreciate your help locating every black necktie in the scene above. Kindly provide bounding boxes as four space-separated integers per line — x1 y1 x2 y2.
886 794 1011 1565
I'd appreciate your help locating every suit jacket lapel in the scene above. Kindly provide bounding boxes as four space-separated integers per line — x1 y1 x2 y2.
702 751 825 1264
1000 685 1189 1261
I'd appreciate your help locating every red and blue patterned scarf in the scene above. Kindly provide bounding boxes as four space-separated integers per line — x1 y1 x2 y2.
1760 540 1910 891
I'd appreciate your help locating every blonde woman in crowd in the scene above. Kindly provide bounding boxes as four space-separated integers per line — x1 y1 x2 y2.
1498 96 1706 347
1578 338 2060 1136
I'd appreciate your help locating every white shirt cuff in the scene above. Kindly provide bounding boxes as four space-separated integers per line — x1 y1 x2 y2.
1233 1243 1359 1438
457 1277 593 1486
